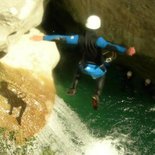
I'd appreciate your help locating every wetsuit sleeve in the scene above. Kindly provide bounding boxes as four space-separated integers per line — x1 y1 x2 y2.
96 37 127 54
43 35 79 45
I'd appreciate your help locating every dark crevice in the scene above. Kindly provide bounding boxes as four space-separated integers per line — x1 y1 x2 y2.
41 0 84 34
8 31 17 36
0 51 7 58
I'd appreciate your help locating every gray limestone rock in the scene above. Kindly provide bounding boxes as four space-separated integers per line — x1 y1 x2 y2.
0 0 44 53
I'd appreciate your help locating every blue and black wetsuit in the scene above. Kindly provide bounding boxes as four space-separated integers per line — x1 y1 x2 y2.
43 31 127 79
43 31 127 105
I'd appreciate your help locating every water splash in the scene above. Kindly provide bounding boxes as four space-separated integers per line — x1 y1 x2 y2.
35 96 131 155
0 96 136 155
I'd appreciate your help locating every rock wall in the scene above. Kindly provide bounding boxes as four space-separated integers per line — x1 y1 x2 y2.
47 0 155 57
42 0 155 81
0 0 44 53
0 28 60 142
0 0 154 142
0 0 60 142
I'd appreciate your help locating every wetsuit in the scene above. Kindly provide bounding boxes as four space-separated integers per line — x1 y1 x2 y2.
43 31 127 108
43 31 127 79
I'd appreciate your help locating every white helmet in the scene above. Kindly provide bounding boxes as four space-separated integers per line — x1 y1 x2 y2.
145 78 151 85
85 15 101 30
126 71 132 78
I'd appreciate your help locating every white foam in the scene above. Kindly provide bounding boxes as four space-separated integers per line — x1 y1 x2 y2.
35 96 131 155
1 95 136 155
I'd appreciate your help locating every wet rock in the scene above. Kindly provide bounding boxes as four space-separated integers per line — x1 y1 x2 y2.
0 28 60 142
48 0 155 57
0 0 44 54
43 0 155 83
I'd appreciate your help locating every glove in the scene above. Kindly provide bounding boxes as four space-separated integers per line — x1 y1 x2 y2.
30 35 43 41
126 47 136 56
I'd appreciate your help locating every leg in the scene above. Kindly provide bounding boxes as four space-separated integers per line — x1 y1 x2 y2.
67 67 81 95
9 105 13 115
92 76 105 109
16 102 26 125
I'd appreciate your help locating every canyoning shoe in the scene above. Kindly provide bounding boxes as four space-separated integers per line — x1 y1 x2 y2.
92 95 99 110
67 88 76 96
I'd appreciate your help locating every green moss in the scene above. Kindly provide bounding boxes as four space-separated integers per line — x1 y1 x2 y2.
40 146 55 155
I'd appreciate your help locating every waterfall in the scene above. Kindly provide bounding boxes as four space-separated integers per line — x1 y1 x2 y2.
1 95 137 155
35 96 126 155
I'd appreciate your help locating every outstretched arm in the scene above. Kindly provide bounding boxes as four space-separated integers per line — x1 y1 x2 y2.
96 37 136 56
31 34 79 45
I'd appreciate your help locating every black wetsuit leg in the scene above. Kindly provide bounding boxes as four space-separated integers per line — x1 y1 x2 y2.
67 67 81 95
95 76 105 97
92 76 105 109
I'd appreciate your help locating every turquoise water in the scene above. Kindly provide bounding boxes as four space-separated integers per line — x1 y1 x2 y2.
54 55 155 154
0 54 154 154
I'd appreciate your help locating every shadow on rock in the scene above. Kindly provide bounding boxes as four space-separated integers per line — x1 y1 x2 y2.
0 81 26 125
